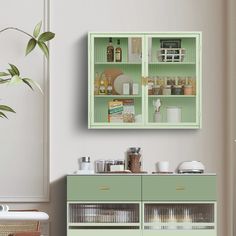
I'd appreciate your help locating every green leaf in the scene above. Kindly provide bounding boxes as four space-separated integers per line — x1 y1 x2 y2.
9 75 22 85
0 79 9 84
0 105 15 113
22 78 34 90
38 32 55 42
23 78 43 94
0 72 10 77
38 41 49 59
33 21 42 38
26 38 37 56
7 69 15 76
9 64 20 76
0 111 8 119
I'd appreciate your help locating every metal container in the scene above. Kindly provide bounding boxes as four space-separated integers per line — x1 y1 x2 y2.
79 156 91 170
95 160 106 173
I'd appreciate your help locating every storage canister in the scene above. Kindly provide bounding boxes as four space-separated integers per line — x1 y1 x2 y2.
162 85 172 95
172 85 183 95
166 106 181 123
184 85 193 95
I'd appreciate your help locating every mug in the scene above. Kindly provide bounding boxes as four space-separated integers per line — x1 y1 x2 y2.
157 161 169 172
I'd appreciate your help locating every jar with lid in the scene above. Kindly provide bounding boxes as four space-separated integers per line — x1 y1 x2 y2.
79 157 91 170
172 85 183 95
184 85 193 95
95 160 106 173
163 85 172 95
127 147 142 173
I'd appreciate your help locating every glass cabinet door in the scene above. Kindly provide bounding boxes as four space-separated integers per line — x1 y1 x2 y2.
90 35 144 128
68 203 140 229
143 203 215 231
146 34 200 128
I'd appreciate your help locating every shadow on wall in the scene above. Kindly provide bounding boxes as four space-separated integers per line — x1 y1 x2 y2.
50 177 67 236
74 34 88 131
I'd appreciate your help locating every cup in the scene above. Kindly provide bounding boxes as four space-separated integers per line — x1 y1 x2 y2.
157 161 169 172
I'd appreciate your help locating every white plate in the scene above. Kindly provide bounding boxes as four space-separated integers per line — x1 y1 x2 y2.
113 74 133 95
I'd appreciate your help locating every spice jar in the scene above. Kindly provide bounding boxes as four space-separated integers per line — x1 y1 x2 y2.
172 85 183 95
163 85 172 95
184 85 193 95
79 157 91 170
153 84 161 95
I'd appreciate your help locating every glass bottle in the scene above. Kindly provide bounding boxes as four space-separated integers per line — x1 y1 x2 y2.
115 39 122 62
107 76 113 95
107 37 114 62
99 74 106 95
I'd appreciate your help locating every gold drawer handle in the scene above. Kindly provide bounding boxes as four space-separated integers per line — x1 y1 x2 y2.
176 186 185 191
99 186 110 191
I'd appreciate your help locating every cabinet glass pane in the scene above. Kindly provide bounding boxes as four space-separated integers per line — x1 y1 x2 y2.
92 37 143 125
147 36 198 125
69 203 140 226
144 203 215 230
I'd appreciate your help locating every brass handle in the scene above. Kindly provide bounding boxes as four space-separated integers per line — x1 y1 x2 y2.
176 186 185 191
99 186 110 191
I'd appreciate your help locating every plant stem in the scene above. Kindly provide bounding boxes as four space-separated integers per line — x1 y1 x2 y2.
0 27 34 39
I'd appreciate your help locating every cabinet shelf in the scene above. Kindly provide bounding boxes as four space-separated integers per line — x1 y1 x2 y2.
149 62 196 65
95 95 142 98
95 62 142 65
148 95 196 98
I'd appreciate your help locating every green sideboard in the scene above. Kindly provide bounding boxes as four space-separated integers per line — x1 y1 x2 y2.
67 174 216 236
88 32 202 129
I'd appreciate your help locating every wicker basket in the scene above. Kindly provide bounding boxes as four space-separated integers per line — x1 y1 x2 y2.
0 221 39 236
157 48 186 62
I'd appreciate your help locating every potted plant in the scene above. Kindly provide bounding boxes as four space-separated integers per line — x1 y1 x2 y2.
0 21 55 118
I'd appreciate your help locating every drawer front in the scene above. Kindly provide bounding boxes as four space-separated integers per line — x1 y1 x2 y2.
67 175 141 201
143 230 216 236
68 230 141 236
142 176 216 201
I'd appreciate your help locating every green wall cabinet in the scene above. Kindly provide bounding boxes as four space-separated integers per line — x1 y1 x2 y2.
88 32 202 129
67 174 216 236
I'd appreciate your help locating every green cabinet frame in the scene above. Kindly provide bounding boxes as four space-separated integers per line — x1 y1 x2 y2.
88 32 202 129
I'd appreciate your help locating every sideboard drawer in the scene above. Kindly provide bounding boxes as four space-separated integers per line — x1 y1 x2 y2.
67 175 141 201
142 175 216 201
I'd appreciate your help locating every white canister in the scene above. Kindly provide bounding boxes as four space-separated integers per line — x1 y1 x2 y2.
166 106 181 123
157 161 169 172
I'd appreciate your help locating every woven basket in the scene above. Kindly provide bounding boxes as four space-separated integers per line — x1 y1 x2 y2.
0 221 39 236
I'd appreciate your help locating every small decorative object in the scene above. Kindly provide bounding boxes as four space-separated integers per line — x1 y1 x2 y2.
163 85 172 95
153 99 162 122
160 39 181 48
184 84 193 95
79 157 91 171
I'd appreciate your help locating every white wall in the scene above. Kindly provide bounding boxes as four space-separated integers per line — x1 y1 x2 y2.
50 0 226 235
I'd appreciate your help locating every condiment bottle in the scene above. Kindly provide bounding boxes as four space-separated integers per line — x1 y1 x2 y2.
115 39 122 62
99 74 106 95
107 37 114 62
107 76 113 95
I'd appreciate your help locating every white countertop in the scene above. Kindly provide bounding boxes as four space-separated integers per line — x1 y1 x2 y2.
0 211 49 221
68 173 217 176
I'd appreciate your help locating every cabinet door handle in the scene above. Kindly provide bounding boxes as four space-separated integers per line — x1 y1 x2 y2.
176 186 185 191
99 186 110 191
